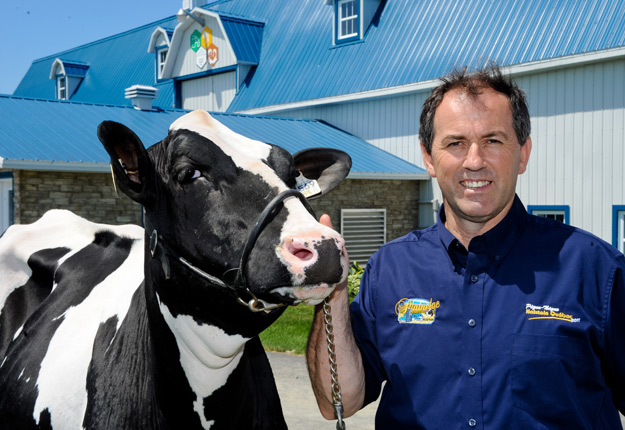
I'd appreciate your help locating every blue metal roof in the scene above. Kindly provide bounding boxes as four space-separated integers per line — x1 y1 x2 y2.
13 0 625 114
221 16 264 64
0 95 425 177
202 0 625 112
13 16 179 109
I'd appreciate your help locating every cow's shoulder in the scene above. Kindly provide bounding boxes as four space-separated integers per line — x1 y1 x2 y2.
0 210 144 357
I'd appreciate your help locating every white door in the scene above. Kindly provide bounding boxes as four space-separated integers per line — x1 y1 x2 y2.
0 177 12 234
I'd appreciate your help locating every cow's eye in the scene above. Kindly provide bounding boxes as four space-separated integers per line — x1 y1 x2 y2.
178 168 202 184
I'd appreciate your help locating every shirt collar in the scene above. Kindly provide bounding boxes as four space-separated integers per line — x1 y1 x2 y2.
437 195 529 264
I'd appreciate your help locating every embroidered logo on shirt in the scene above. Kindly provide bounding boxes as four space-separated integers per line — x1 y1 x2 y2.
395 298 440 324
525 303 580 323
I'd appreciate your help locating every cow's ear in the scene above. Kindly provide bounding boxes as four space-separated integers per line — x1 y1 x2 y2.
293 148 352 200
98 121 153 206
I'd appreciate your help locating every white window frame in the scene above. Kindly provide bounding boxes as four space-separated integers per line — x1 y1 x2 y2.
157 47 168 79
0 175 13 234
528 205 569 224
56 75 67 100
341 208 386 264
337 0 359 41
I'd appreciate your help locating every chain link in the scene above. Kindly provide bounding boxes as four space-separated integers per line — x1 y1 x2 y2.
323 296 346 430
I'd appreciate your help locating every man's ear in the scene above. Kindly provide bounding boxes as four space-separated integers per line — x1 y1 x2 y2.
518 137 532 175
97 121 154 206
293 148 352 199
420 142 437 178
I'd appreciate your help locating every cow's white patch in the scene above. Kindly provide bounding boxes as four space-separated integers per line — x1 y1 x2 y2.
158 296 249 430
30 216 144 429
0 210 141 317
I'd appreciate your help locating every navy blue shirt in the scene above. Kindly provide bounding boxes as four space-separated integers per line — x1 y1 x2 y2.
351 196 625 429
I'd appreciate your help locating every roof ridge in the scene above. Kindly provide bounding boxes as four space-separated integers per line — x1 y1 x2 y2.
31 15 178 64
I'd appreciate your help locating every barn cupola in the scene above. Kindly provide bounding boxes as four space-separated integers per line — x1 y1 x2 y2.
49 59 89 100
325 0 385 45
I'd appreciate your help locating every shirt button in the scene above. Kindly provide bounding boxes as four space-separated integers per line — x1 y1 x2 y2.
468 367 476 376
470 274 478 283
468 319 476 327
468 418 477 427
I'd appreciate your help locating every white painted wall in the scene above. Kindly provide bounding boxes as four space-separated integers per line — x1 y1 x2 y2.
265 58 625 244
181 71 236 111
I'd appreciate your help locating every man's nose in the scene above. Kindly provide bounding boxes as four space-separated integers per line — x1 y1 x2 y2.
463 142 485 170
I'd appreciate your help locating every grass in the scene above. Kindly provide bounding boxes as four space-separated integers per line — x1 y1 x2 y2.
259 304 315 355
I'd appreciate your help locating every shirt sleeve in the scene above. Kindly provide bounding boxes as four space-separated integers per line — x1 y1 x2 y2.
604 256 625 413
350 258 386 408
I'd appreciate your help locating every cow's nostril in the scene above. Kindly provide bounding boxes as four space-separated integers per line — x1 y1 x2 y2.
293 248 314 261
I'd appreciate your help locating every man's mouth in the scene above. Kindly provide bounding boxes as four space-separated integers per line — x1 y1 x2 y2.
461 180 491 189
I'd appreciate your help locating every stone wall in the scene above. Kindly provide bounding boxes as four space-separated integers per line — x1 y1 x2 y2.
10 171 421 245
309 178 421 242
12 170 142 225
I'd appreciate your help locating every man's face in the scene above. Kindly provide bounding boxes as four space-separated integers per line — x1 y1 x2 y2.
421 87 531 233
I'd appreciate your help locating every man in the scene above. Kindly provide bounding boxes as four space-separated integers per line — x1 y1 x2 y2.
307 66 625 429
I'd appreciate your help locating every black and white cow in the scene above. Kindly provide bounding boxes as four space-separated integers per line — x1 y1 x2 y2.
0 110 351 429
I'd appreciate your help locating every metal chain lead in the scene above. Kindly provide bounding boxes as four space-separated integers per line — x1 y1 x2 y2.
323 296 346 430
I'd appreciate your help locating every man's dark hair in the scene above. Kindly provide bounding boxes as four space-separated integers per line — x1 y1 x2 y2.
419 65 531 153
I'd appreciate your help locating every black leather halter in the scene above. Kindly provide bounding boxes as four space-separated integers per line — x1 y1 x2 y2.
146 188 316 313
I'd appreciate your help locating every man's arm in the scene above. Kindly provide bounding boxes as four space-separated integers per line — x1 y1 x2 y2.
306 214 366 419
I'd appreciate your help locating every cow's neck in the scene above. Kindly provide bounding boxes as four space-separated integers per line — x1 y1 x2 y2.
144 258 254 429
157 297 249 429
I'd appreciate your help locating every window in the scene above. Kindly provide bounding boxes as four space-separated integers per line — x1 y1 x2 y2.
57 76 67 100
528 205 569 224
0 174 13 234
157 47 168 79
336 0 359 42
341 208 386 264
612 206 625 253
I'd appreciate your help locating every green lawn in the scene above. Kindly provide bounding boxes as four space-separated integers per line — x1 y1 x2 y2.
259 304 315 355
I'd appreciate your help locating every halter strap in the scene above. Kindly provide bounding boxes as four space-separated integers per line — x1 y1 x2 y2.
145 188 315 313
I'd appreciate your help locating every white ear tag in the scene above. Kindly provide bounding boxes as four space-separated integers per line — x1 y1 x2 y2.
295 172 322 198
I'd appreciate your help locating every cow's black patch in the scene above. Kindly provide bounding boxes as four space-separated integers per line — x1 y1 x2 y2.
0 231 136 428
201 336 287 430
0 247 70 359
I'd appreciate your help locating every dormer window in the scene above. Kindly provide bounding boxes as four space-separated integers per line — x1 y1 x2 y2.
148 27 174 82
49 59 89 100
157 47 169 79
337 0 359 42
330 0 384 46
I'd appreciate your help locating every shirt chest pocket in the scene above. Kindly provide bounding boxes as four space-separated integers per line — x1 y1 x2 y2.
510 333 604 428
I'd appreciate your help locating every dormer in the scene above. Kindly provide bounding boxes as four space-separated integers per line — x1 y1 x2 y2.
327 0 385 45
148 27 174 81
49 59 89 100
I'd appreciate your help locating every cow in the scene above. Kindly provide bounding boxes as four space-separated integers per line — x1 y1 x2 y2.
0 110 351 429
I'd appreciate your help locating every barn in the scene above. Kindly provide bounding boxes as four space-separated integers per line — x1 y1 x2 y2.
3 0 625 257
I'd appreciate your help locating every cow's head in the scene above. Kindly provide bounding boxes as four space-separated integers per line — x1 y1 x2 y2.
98 111 350 319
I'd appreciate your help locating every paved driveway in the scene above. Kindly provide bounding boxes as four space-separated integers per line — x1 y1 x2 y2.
268 352 378 430
269 352 625 430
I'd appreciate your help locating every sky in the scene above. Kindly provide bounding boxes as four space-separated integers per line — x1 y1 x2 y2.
0 0 182 95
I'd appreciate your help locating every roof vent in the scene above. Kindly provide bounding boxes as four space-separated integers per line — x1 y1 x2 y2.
183 0 207 10
124 85 158 111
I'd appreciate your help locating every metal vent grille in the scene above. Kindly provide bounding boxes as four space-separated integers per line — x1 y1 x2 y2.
340 208 386 265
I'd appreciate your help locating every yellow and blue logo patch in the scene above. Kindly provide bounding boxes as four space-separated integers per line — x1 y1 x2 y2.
395 298 440 324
